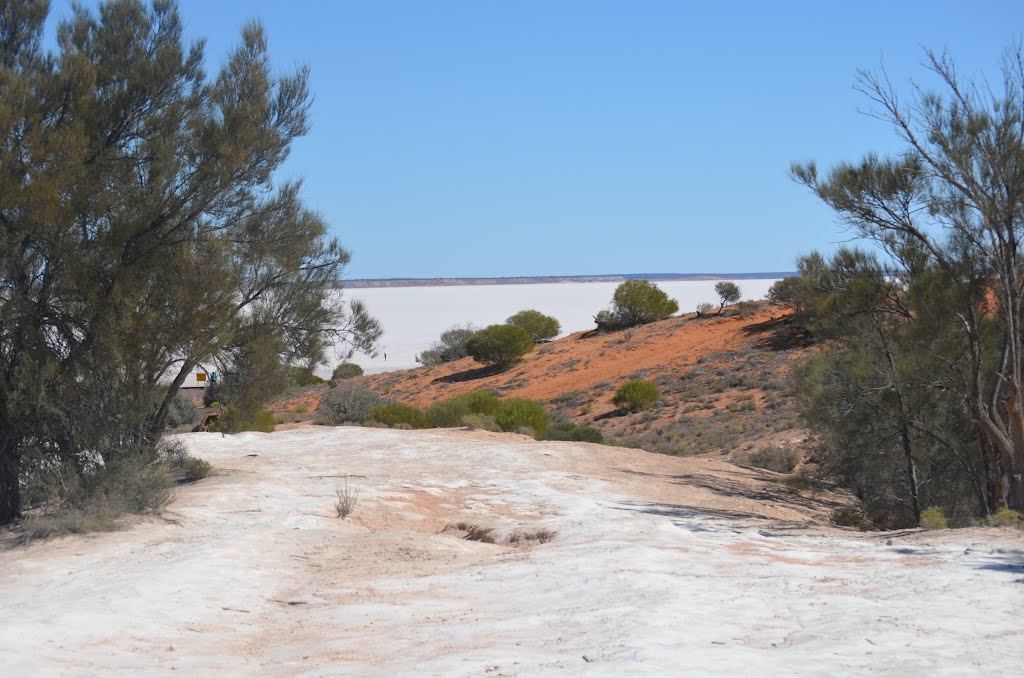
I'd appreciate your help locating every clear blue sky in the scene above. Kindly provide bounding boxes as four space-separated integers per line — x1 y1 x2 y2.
46 1 1024 279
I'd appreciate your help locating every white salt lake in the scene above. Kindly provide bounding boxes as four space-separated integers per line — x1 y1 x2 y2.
327 278 781 374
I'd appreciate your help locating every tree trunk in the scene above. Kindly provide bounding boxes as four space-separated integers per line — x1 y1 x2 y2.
0 431 22 526
146 359 196 442
898 424 922 522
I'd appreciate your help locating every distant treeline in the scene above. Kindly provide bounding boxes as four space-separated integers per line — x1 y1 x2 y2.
342 272 795 289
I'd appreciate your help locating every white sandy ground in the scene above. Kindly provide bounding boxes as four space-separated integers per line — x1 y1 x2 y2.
1 427 1022 677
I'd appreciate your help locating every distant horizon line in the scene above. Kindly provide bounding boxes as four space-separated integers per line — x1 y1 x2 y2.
342 272 795 289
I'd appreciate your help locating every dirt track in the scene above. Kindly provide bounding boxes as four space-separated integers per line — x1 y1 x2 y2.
1 427 1022 676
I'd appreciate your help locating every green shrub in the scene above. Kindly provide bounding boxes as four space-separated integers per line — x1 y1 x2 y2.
988 507 1023 527
425 398 470 428
766 276 805 306
465 325 534 367
612 379 661 411
545 421 604 443
330 362 364 383
290 366 326 386
416 324 477 366
165 391 199 430
506 309 561 342
425 390 502 427
211 405 276 433
595 280 679 330
461 413 501 431
738 446 799 473
315 382 388 424
365 402 432 429
181 456 213 481
495 398 550 438
458 390 502 416
919 506 948 529
736 300 759 316
714 281 742 312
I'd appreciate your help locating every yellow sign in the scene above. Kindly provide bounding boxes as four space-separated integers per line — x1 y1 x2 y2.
196 373 207 382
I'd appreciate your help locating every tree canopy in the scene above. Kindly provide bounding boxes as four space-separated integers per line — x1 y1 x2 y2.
505 309 560 342
791 44 1024 522
594 280 679 331
0 0 379 525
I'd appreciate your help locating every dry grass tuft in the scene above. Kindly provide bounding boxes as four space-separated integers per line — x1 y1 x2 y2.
334 478 359 519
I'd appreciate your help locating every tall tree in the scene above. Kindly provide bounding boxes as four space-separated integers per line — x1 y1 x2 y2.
792 44 1024 512
0 0 379 525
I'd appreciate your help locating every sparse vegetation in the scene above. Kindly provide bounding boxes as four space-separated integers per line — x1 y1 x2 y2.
735 446 799 473
334 478 359 519
16 451 176 542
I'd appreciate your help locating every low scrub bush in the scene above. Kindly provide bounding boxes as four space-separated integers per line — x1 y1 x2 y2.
315 382 388 424
695 301 715 317
495 398 550 438
330 362 364 383
545 421 604 443
210 405 276 433
919 506 949 530
425 398 469 428
365 402 432 429
461 413 501 431
782 473 813 494
738 445 799 473
159 439 213 482
425 390 501 427
988 507 1023 527
18 451 175 542
612 379 661 412
831 508 873 530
